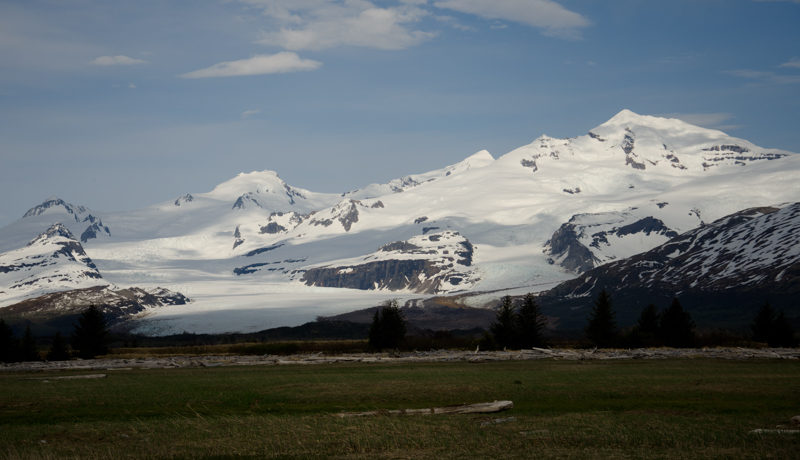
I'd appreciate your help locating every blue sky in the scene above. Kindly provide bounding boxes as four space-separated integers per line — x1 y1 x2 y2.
1 0 799 227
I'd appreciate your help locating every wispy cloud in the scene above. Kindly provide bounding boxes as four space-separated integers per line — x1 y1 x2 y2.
241 109 261 119
179 52 321 78
256 5 435 50
658 112 735 128
779 57 800 69
432 0 589 39
90 55 147 66
434 15 474 31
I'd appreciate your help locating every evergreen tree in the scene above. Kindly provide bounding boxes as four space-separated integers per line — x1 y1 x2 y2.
517 293 548 348
773 311 799 348
490 295 518 349
71 305 111 359
0 318 21 363
659 298 695 348
46 331 71 361
585 289 617 348
19 325 41 362
368 300 407 351
750 302 777 344
625 303 662 348
637 304 661 336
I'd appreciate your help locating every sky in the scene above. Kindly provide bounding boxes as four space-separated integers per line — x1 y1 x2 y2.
1 0 799 228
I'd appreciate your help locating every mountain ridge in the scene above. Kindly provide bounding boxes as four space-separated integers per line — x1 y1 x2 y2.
1 110 798 335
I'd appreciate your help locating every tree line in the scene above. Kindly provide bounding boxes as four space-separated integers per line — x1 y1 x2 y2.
582 289 798 349
476 289 798 350
0 305 111 363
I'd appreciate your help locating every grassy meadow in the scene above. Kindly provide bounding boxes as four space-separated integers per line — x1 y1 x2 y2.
1 358 799 459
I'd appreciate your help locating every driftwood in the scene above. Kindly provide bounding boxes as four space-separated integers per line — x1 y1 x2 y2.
2 348 799 373
21 374 106 380
336 400 513 418
480 416 516 426
750 429 800 434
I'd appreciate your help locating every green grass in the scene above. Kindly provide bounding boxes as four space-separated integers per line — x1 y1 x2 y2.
1 359 799 459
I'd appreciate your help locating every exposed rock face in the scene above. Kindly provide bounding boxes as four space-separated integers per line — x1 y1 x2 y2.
542 204 800 326
232 193 261 210
244 244 284 257
283 183 306 204
544 213 678 274
80 215 110 243
301 231 480 294
520 159 538 172
232 225 244 250
309 200 360 232
0 286 189 328
259 212 306 235
174 194 194 206
543 223 599 273
22 197 88 222
260 222 286 234
701 144 788 170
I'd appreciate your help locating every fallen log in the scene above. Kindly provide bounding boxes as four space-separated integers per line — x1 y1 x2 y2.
21 374 106 380
336 400 513 418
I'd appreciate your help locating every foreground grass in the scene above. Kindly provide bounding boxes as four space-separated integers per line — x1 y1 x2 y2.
1 359 799 459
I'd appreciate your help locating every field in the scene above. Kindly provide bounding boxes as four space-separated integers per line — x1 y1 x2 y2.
1 359 799 459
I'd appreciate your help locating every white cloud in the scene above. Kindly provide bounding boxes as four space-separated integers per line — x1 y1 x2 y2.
434 15 474 31
256 4 435 50
779 57 800 69
127 83 137 89
241 109 261 118
661 113 744 133
179 52 322 78
90 55 147 66
658 112 735 129
432 0 589 39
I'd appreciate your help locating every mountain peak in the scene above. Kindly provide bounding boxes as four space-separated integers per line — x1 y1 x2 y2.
22 197 88 221
26 222 77 247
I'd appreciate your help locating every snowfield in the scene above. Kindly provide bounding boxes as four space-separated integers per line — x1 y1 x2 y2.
1 110 798 334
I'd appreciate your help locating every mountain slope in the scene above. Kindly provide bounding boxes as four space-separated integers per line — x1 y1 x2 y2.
0 223 108 307
0 110 798 334
540 203 800 329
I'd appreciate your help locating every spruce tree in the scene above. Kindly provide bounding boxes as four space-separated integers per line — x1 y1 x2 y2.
46 331 71 361
368 300 407 351
19 325 41 362
637 304 661 336
750 302 777 344
71 305 111 359
517 293 548 348
585 289 617 348
490 295 518 349
0 318 21 363
659 298 695 348
773 311 799 348
625 303 662 348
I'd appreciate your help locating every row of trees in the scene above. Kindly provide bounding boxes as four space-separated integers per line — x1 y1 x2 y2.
585 290 697 348
483 293 548 350
0 305 111 363
584 289 799 348
750 302 798 348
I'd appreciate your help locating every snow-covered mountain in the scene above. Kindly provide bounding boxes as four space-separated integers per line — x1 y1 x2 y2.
541 203 800 329
1 110 798 334
0 223 108 307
